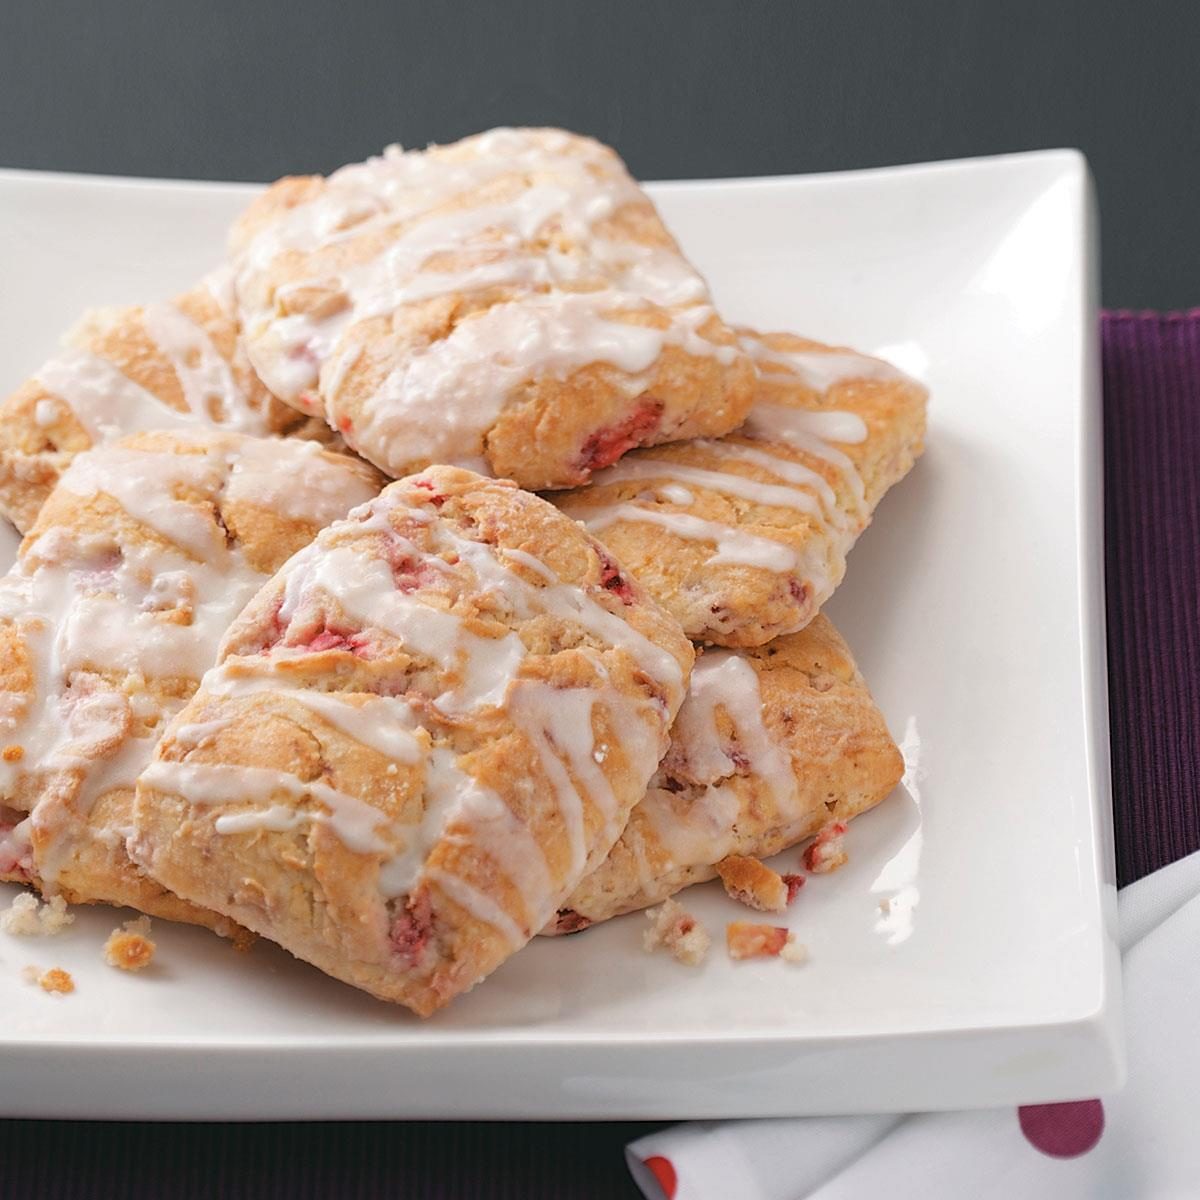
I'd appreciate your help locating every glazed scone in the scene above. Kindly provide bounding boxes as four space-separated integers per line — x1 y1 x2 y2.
0 270 333 533
230 127 755 489
557 330 927 646
547 615 902 932
0 430 381 927
131 466 693 1015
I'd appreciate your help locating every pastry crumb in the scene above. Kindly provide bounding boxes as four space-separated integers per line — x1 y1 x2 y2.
779 934 808 964
728 923 807 963
103 915 156 972
643 898 710 965
1 891 75 936
28 966 75 995
2 744 23 762
716 855 804 912
803 822 849 874
878 896 892 915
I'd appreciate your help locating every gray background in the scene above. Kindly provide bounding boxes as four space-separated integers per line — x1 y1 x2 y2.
1 0 1195 307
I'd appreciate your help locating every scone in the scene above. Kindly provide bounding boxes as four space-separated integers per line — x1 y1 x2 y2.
0 269 332 533
131 466 693 1015
0 430 381 927
556 330 928 646
230 127 755 489
548 615 902 931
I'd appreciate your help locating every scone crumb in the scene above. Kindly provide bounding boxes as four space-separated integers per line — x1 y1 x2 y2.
103 916 156 972
2 744 23 762
780 934 809 964
716 855 785 912
716 855 806 912
1 891 75 936
803 822 849 874
726 921 792 960
643 898 710 965
31 966 75 995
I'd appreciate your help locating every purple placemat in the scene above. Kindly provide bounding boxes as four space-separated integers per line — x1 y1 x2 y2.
2 312 1197 1198
1103 311 1200 884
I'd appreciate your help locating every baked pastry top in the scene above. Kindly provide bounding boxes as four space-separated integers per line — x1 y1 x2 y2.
230 127 755 489
131 465 693 1015
549 614 903 931
0 270 330 533
556 330 928 646
0 430 381 925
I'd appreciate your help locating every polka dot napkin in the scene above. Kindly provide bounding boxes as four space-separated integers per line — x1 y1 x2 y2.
627 847 1200 1199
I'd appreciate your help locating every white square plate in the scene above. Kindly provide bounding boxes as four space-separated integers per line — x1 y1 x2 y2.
0 151 1121 1119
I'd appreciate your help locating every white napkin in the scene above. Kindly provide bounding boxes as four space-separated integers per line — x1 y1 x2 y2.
628 848 1200 1200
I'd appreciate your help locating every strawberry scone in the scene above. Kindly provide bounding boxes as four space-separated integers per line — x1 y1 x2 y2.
229 127 754 489
131 466 693 1015
0 430 381 925
556 330 927 646
0 270 332 533
547 615 902 932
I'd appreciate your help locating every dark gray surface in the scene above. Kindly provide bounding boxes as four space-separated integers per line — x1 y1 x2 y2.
1 0 1195 307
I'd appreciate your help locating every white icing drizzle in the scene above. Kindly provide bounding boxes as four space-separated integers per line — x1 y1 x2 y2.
741 403 867 510
500 547 558 583
439 520 684 697
139 302 264 431
355 293 667 471
277 544 528 716
742 338 900 393
224 437 378 529
644 651 796 868
34 348 198 442
206 667 423 764
381 746 555 937
214 804 305 835
235 128 731 469
58 445 229 560
422 867 525 948
575 503 798 572
28 284 281 453
169 716 233 750
139 760 388 854
695 440 841 514
276 496 684 713
590 456 823 517
657 484 694 506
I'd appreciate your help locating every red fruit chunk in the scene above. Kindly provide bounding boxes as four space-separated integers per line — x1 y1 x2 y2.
389 893 433 967
595 547 635 604
576 400 663 474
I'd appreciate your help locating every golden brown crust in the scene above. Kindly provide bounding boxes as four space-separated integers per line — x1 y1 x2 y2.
132 466 693 1015
549 615 902 930
555 330 927 646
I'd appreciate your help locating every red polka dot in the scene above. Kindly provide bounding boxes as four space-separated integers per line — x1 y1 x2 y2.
1018 1099 1105 1158
641 1154 678 1198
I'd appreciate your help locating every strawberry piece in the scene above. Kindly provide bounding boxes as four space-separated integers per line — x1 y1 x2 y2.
576 400 663 474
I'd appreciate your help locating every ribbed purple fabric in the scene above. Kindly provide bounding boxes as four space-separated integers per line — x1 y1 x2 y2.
1103 311 1200 885
2 313 1196 1196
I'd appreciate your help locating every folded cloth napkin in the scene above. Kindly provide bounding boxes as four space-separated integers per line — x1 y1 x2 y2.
627 847 1200 1199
